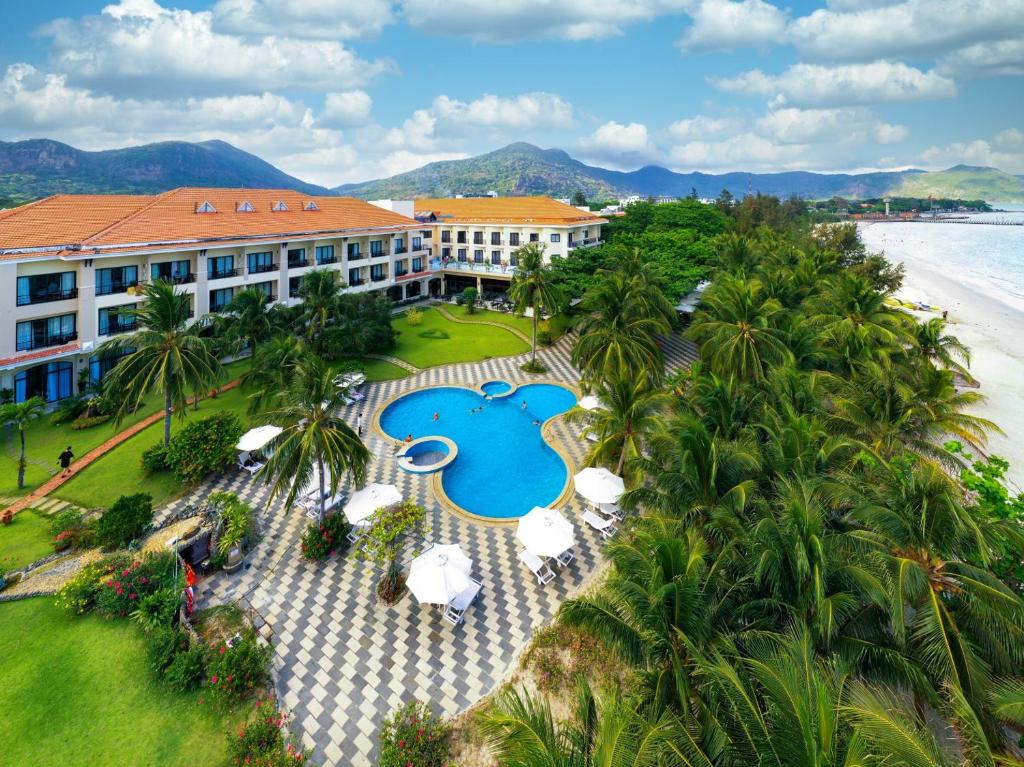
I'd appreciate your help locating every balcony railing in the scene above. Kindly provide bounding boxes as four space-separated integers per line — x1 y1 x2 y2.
96 282 137 296
394 269 408 278
490 239 504 246
347 252 365 261
349 278 365 286
153 273 195 285
17 288 78 306
287 259 309 269
369 250 389 259
289 287 302 298
17 330 78 352
100 321 137 336
248 262 278 275
209 267 241 280
371 273 388 282
440 260 516 276
209 304 230 314
394 247 408 255
315 256 337 265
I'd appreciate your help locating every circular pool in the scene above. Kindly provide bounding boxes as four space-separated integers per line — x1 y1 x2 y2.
480 380 514 398
378 382 577 519
397 436 458 474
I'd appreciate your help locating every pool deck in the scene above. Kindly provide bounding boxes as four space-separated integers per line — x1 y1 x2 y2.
154 333 698 766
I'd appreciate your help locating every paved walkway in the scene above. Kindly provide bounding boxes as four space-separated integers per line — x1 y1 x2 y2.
153 334 697 767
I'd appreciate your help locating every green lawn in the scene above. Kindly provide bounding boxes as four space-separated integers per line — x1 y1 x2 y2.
392 308 529 368
0 509 52 572
442 304 535 336
54 385 255 510
344 357 409 381
0 597 241 767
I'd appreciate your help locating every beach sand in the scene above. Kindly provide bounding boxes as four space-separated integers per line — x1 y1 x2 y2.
888 247 1024 490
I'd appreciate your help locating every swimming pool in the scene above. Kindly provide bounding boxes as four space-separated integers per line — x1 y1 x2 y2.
379 382 577 519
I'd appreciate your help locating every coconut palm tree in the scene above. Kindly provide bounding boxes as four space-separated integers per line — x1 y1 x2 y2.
509 242 564 370
98 280 223 446
257 357 369 521
0 396 46 489
217 287 274 356
298 268 341 350
240 334 307 414
566 369 672 478
912 317 971 376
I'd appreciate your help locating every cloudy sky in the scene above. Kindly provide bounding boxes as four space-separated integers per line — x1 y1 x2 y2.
1 0 1022 186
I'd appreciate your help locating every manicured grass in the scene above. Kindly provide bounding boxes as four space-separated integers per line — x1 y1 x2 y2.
54 384 255 511
343 357 410 381
443 304 535 336
391 308 529 368
0 597 241 767
0 509 52 572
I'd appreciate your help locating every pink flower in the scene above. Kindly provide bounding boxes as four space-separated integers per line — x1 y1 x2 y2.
211 675 219 684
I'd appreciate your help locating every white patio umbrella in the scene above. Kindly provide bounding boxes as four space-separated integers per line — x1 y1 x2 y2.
343 483 401 525
407 544 473 605
573 467 625 505
517 507 575 558
236 425 283 452
577 395 604 411
296 466 334 501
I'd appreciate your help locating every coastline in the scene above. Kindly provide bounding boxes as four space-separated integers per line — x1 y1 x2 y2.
869 233 1024 489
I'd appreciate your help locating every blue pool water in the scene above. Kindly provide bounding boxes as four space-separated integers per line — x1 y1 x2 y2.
380 383 577 518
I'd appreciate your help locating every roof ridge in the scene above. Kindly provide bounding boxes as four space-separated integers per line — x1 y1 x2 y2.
80 188 177 246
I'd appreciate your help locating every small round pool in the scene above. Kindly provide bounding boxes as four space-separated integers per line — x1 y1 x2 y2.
480 380 513 397
379 383 577 519
397 437 457 474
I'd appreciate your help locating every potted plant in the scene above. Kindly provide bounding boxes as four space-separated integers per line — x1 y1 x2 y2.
210 492 256 573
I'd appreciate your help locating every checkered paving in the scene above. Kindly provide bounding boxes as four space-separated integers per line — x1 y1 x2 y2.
155 333 695 766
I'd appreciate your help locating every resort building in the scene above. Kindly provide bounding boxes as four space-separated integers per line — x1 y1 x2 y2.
413 196 606 296
0 188 432 403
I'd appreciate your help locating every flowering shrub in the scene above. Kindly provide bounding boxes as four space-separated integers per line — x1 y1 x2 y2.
131 588 181 631
141 443 170 473
94 492 153 550
94 551 181 618
50 508 94 551
166 412 244 485
57 554 133 614
204 630 272 708
229 698 313 766
378 700 451 767
299 513 350 561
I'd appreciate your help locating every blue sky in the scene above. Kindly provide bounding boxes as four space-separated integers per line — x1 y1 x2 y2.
0 0 1021 185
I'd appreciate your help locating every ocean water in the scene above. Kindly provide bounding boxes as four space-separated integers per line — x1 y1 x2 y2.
860 209 1024 313
379 382 577 518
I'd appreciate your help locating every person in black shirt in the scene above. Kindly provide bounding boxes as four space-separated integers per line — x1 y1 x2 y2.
58 446 74 477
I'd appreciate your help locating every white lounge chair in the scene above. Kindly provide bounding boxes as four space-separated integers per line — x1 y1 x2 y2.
596 502 624 521
519 550 555 585
443 578 482 626
582 510 617 539
346 519 370 544
237 453 263 476
555 547 574 567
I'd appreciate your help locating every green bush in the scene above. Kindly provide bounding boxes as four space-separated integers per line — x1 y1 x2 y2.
299 513 351 561
140 443 170 473
50 508 94 552
457 287 478 314
131 588 181 632
93 551 181 618
406 307 424 326
164 644 207 692
166 412 244 485
49 396 88 425
537 329 554 347
70 414 112 430
57 555 132 614
205 630 272 708
229 698 313 766
94 493 153 550
148 626 190 675
378 700 450 767
209 492 257 553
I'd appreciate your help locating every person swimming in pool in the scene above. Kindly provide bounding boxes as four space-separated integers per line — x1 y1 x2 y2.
432 411 439 421
521 400 528 410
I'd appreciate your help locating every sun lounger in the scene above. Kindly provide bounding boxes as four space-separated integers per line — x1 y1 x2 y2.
582 510 617 539
596 502 623 521
237 453 263 476
346 519 370 544
555 548 574 567
443 578 482 626
519 550 555 584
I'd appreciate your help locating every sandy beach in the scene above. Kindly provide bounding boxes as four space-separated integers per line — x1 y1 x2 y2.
862 225 1024 489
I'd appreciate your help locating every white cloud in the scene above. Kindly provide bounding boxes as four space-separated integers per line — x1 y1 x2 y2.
938 39 1024 78
677 0 788 52
713 60 956 107
212 0 395 39
577 121 661 169
318 91 374 128
756 107 907 144
787 0 1024 62
919 132 1024 174
42 0 393 96
666 115 745 141
401 0 692 42
995 128 1024 152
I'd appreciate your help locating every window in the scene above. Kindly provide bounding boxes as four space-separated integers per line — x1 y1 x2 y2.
456 231 466 244
287 248 307 268
247 252 276 274
196 201 216 214
509 233 520 246
237 201 255 212
474 249 484 263
370 264 386 281
491 250 501 264
348 268 362 285
550 233 561 243
490 232 501 245
208 255 236 279
96 265 138 296
370 240 384 256
16 361 73 403
151 260 192 284
303 200 319 211
441 247 451 259
473 232 484 245
422 229 432 239
89 350 132 387
315 245 335 264
394 260 408 277
509 253 519 267
412 257 423 272
209 288 233 312
289 276 303 298
98 305 137 336
529 233 539 242
457 248 467 262
253 281 275 300
17 272 76 305
441 231 451 243
583 229 589 239
271 201 288 212
16 313 76 351
394 238 405 254
347 242 361 259
412 236 422 251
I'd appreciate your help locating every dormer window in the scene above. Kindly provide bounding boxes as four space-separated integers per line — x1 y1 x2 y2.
303 200 319 211
196 201 216 214
237 201 256 213
271 201 288 212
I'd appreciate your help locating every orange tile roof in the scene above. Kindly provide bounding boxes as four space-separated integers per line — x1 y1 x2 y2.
415 196 606 226
0 342 81 370
0 189 422 260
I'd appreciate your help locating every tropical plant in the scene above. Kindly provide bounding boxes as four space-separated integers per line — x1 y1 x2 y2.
359 500 426 603
217 287 275 355
0 396 46 488
94 493 153 550
164 412 244 485
509 242 564 371
378 700 450 767
240 334 307 414
98 280 223 446
298 268 341 350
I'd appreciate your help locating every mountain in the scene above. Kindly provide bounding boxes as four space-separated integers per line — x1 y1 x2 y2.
887 164 1024 202
335 143 1024 203
0 139 329 203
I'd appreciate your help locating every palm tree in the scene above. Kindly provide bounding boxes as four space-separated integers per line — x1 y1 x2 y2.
912 317 971 376
508 242 564 370
257 357 370 521
218 287 274 355
0 396 46 489
240 334 307 414
299 269 340 350
566 368 671 478
99 280 223 446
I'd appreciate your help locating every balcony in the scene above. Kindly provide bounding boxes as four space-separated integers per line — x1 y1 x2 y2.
209 267 241 280
209 304 230 314
154 273 195 286
17 288 78 306
394 269 408 278
490 239 505 246
287 258 309 269
289 287 302 298
369 250 390 259
371 273 388 283
101 321 138 336
347 252 366 261
349 278 365 286
96 281 138 297
394 247 408 255
248 262 278 275
17 331 78 352
315 256 338 265
568 239 603 250
440 260 516 277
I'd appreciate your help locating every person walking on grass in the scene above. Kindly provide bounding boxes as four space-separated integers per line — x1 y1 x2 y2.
57 445 74 477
